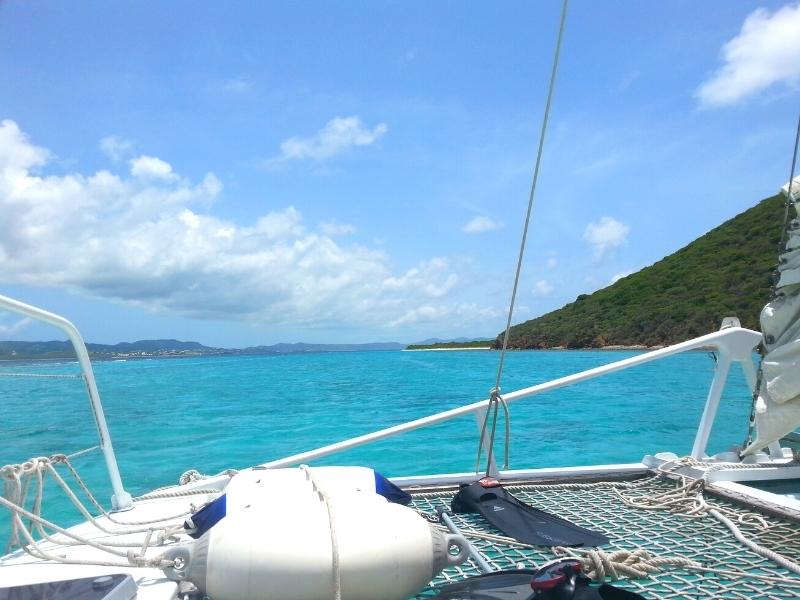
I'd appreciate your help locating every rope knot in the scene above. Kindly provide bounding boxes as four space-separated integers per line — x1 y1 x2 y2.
179 469 203 485
553 547 672 583
1 464 20 479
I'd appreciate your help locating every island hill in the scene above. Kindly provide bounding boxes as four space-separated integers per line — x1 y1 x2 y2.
499 192 783 349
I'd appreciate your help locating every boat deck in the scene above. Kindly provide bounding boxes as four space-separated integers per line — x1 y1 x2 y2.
409 475 800 599
3 469 800 599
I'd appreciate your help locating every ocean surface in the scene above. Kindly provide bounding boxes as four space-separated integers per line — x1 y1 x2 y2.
1 349 754 534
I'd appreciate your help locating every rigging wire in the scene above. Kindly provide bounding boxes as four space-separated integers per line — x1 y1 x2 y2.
742 107 800 453
477 0 569 475
778 110 800 253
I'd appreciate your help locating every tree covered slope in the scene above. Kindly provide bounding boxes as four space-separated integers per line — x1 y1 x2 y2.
500 193 784 349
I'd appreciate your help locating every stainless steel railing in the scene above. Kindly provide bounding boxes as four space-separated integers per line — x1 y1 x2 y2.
0 294 132 510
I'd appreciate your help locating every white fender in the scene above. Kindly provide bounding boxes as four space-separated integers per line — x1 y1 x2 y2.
224 466 379 512
165 467 467 600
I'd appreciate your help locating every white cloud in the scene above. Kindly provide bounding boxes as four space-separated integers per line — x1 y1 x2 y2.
389 303 499 328
319 221 357 237
269 116 387 164
130 155 179 181
99 136 134 162
609 270 634 285
383 258 459 299
696 4 800 107
583 216 630 259
0 120 48 171
462 216 502 234
0 120 483 331
390 305 439 327
532 280 554 297
546 254 558 270
0 317 32 337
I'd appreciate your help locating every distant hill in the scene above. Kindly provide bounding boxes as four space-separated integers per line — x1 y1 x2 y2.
499 193 784 349
240 342 405 354
406 340 493 350
412 337 485 345
0 339 221 360
0 339 404 360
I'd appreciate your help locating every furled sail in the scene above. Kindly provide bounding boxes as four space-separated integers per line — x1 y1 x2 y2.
743 175 800 455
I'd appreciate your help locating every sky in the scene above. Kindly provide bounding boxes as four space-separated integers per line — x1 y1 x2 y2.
1 1 799 346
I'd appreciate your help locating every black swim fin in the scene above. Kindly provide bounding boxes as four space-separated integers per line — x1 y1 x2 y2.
432 569 539 599
451 478 609 547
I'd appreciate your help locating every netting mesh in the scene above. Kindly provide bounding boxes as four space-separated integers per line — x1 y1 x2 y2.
410 477 800 599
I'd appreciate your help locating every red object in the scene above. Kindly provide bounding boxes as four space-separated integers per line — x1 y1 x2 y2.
478 477 500 488
530 571 566 590
530 560 582 591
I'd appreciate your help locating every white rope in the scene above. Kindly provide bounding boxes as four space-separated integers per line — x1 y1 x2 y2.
708 508 800 575
65 446 100 460
613 459 800 576
26 467 178 549
135 487 220 501
131 467 235 500
55 456 192 525
552 546 700 582
301 464 342 600
43 462 180 534
552 545 800 588
0 454 194 568
178 467 238 486
0 493 174 568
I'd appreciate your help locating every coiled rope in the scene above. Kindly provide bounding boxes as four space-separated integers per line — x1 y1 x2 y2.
0 454 216 568
553 547 699 582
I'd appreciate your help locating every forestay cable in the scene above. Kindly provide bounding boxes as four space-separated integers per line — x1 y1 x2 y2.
477 0 569 474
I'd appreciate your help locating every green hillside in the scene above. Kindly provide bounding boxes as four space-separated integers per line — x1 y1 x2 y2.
500 193 784 349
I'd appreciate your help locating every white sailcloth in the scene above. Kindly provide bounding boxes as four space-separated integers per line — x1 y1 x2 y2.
743 175 800 455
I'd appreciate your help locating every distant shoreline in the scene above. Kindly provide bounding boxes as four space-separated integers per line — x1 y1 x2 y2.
403 347 493 352
401 344 669 352
0 344 720 364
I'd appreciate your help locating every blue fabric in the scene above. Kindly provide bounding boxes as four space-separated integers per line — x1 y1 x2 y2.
186 493 226 538
374 471 411 505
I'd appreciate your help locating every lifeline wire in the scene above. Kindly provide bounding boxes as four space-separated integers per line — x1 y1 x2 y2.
478 0 569 475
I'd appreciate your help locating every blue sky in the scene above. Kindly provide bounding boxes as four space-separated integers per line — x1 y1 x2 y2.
1 1 799 346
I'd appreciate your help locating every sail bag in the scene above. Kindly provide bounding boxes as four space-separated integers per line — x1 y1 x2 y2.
743 175 800 454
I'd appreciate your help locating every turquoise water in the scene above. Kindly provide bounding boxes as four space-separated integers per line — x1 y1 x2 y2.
1 349 753 533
